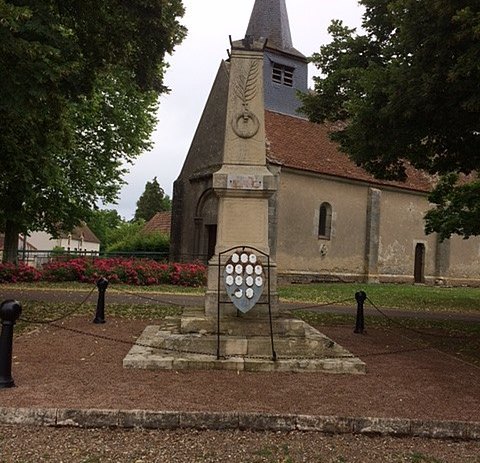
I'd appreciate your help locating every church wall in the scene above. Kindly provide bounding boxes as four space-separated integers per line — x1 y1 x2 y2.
170 62 229 262
275 169 369 282
447 235 480 285
377 189 437 283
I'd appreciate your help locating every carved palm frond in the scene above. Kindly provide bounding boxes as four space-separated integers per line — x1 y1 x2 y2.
233 60 259 103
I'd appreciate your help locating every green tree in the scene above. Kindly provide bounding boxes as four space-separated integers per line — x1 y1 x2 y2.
134 177 171 222
0 0 185 262
300 0 480 239
87 209 123 252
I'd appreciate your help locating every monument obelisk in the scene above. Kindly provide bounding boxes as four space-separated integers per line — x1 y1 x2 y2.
204 36 278 319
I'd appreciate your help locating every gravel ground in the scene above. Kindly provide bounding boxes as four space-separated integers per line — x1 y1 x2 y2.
1 305 479 462
2 317 479 422
1 427 480 463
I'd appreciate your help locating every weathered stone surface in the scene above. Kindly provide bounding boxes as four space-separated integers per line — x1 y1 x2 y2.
180 412 238 430
468 422 480 440
56 409 119 428
123 318 366 374
243 359 276 372
296 415 355 433
411 419 473 440
353 417 411 436
239 413 296 431
118 410 179 429
0 407 56 426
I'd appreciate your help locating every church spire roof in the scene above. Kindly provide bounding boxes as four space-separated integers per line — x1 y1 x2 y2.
245 0 304 57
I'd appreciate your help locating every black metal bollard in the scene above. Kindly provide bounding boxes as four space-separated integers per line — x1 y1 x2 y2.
93 277 109 324
354 291 367 334
0 300 22 388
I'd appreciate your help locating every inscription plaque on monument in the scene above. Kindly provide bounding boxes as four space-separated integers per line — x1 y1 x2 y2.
227 174 264 190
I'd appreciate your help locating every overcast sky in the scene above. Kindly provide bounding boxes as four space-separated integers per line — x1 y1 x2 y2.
113 0 365 219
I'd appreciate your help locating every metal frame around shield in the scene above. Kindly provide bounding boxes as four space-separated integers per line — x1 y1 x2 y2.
216 245 276 362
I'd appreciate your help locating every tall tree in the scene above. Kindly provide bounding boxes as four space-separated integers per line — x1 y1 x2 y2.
300 0 480 239
134 177 171 222
87 209 123 252
0 0 185 262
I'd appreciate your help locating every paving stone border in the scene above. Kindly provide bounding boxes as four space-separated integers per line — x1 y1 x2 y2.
0 407 479 441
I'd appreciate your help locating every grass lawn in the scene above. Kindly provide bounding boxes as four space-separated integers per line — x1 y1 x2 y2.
278 282 480 314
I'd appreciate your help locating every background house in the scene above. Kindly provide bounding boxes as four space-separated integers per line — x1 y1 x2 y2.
0 223 100 267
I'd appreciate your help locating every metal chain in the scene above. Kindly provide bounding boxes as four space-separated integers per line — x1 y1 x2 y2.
19 285 97 325
113 286 187 308
291 297 353 312
365 296 469 340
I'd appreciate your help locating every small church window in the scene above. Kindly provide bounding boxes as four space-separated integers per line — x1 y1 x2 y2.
272 63 294 87
318 202 332 239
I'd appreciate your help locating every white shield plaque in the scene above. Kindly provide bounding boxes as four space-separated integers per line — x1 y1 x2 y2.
224 251 265 313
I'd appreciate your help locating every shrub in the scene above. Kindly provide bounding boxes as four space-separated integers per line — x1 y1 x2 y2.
106 230 170 256
41 257 206 287
0 262 42 283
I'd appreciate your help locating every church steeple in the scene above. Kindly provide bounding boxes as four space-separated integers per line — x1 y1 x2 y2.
244 0 308 117
246 0 304 58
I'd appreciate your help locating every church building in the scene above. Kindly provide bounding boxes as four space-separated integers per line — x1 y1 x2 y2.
170 0 480 286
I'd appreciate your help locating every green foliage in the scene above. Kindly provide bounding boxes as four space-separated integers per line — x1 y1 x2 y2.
300 0 480 238
425 174 480 240
87 209 123 251
0 0 186 262
134 177 171 222
107 230 170 255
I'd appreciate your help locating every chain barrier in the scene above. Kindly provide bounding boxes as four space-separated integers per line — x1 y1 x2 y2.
289 297 354 312
113 286 188 308
18 285 97 325
16 288 357 361
15 283 477 363
365 296 469 340
42 322 360 361
362 297 480 371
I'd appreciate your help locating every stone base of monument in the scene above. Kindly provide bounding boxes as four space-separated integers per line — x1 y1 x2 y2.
123 308 366 374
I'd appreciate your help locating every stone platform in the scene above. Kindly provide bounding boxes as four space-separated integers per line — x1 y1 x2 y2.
123 309 366 374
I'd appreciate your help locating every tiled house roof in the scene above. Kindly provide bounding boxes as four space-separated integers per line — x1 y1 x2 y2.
142 211 172 236
60 224 100 244
265 110 435 193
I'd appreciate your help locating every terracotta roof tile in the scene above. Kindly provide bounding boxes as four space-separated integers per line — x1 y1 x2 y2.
142 211 172 236
265 110 434 193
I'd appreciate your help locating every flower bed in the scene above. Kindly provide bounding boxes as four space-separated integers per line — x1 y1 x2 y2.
0 258 207 287
41 257 207 287
0 262 42 283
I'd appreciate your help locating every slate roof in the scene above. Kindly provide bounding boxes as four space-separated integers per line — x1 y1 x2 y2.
264 110 435 193
246 0 305 58
142 211 172 236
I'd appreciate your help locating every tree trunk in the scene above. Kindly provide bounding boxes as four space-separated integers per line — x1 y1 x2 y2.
2 220 19 264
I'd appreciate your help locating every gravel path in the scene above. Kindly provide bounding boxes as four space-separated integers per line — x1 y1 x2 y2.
1 427 480 462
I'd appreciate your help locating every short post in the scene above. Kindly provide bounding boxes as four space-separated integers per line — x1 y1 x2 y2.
93 277 109 324
354 291 367 334
0 300 22 388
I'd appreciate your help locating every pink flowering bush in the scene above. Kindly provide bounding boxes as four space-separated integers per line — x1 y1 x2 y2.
41 257 207 287
0 262 42 283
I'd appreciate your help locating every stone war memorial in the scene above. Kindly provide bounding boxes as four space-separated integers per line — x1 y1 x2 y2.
124 21 365 374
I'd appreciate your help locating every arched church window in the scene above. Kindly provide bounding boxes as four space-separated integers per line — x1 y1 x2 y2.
272 63 294 87
318 202 332 240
